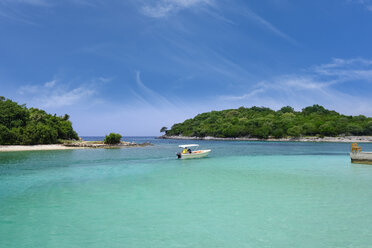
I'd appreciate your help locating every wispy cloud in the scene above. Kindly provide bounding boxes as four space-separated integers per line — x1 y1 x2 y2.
0 0 48 24
141 0 213 18
18 76 111 108
349 0 372 11
41 87 96 108
242 8 298 46
0 0 102 23
0 0 101 6
140 0 297 45
220 58 372 115
0 0 48 6
133 71 174 107
313 58 372 81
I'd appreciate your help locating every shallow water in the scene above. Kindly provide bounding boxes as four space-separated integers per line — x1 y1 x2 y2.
1 138 372 248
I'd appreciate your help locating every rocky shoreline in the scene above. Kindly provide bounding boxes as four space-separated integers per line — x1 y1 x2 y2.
63 141 153 148
159 135 372 143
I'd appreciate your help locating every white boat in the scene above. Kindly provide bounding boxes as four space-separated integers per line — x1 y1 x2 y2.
177 144 211 159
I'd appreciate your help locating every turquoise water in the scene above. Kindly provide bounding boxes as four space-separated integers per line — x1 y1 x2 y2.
1 138 372 248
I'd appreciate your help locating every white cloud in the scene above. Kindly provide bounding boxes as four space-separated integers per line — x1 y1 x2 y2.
44 79 56 88
40 86 95 108
313 58 372 82
220 58 372 116
17 76 111 108
141 0 213 18
18 85 40 94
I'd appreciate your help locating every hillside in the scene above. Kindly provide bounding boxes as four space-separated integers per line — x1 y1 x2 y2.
165 105 372 139
0 96 79 145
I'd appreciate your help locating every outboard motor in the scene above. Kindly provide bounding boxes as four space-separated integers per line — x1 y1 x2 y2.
177 153 181 159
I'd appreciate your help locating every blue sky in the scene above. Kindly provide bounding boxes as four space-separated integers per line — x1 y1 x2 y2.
1 0 372 135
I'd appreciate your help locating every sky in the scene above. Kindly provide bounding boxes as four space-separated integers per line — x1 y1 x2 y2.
1 0 372 136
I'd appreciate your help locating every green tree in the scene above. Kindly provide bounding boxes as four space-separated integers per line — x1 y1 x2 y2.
346 123 363 135
104 133 122 144
302 104 329 115
287 126 302 137
364 121 372 135
319 122 337 136
302 123 317 136
160 126 168 133
279 106 295 113
0 96 79 145
0 124 13 145
272 128 285 138
0 97 28 129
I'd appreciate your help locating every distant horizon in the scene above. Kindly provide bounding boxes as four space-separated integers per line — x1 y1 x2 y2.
2 1 372 135
4 95 372 136
77 104 372 136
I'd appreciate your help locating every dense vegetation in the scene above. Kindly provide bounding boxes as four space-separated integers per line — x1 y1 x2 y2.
0 96 79 145
104 133 122 144
165 105 372 139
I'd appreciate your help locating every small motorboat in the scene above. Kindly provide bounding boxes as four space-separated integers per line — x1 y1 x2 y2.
176 144 211 159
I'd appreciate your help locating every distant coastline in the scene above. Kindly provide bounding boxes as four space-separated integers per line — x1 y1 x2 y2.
159 135 372 143
163 105 372 140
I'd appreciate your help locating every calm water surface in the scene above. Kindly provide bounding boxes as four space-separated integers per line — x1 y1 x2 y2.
1 138 372 248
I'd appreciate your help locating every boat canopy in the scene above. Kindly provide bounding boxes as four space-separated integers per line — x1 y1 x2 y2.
179 144 199 148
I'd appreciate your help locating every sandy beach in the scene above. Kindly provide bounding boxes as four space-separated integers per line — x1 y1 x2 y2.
160 135 372 143
0 144 85 152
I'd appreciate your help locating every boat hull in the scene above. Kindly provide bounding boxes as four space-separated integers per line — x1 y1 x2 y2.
179 149 211 159
350 152 372 165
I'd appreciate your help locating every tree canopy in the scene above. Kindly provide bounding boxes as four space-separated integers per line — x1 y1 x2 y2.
165 105 372 139
104 133 122 144
0 97 79 145
160 126 168 133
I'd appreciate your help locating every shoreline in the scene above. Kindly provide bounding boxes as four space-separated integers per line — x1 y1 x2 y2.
159 135 372 143
0 142 153 152
0 144 84 152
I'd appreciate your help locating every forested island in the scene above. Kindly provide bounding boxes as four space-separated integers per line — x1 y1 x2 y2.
0 96 78 145
163 105 372 139
0 97 153 150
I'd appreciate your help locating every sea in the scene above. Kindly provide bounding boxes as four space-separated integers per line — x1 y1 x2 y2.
1 137 372 248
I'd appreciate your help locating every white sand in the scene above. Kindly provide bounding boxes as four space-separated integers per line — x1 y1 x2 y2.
0 144 84 152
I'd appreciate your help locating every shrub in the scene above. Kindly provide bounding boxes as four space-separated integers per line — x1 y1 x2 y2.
104 133 122 144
